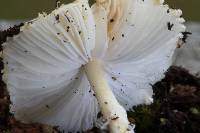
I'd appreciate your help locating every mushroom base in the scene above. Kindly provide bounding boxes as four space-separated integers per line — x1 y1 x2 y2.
84 60 134 133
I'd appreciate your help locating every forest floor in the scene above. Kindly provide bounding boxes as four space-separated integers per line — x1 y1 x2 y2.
0 25 200 133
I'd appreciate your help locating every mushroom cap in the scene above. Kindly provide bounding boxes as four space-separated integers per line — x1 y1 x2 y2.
3 1 98 132
102 0 185 108
2 0 185 132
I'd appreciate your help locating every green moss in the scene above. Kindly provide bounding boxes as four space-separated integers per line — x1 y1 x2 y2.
2 130 11 133
190 107 199 115
127 101 161 133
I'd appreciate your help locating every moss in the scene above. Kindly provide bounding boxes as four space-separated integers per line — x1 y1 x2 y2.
2 130 11 133
127 100 161 133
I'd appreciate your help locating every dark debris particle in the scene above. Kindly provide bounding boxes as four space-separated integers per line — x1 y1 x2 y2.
55 14 60 22
110 19 115 23
97 112 103 119
167 9 170 13
111 117 119 120
112 77 117 81
181 31 192 43
66 27 70 32
127 128 131 131
167 22 174 31
45 105 50 109
64 14 71 23
112 36 115 41
122 34 125 37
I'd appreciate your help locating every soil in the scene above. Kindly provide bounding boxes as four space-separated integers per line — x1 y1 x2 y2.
0 25 200 133
129 66 200 133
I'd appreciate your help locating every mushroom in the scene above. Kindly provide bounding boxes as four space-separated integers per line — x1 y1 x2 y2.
2 0 185 132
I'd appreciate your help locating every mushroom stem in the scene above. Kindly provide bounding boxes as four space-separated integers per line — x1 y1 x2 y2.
84 60 134 133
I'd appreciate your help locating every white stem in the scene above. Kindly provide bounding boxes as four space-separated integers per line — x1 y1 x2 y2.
84 60 134 133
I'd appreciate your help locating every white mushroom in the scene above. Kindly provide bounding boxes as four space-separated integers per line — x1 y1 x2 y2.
2 0 185 132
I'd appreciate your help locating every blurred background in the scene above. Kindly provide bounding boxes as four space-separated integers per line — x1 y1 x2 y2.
0 0 199 22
